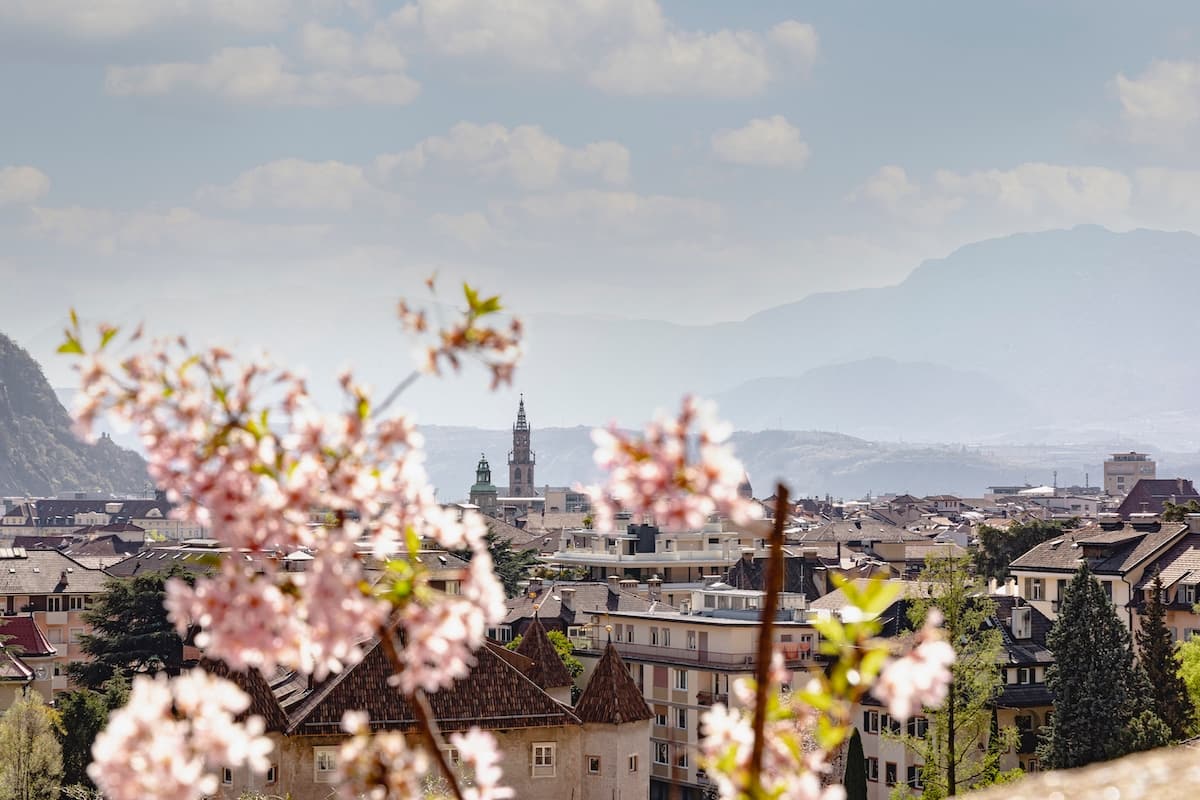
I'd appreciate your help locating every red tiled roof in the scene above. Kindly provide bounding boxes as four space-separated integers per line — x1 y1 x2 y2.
0 649 33 682
514 616 574 689
0 616 57 657
288 636 579 735
573 642 652 725
202 659 291 732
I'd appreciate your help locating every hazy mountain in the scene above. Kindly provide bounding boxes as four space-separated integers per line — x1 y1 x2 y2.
713 358 1037 439
0 333 149 496
491 226 1200 445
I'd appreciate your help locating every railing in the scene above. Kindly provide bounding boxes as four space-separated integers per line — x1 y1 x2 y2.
696 691 728 706
578 640 807 670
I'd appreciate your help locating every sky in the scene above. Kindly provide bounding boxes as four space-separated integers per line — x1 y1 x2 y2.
3 1 1200 415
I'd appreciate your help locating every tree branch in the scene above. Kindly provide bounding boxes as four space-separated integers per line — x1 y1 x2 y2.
378 622 468 800
747 484 789 798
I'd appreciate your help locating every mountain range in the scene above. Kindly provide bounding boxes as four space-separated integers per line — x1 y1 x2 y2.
0 333 148 496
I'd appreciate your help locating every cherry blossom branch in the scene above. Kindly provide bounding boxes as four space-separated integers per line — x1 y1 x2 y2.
378 621 469 800
747 484 789 799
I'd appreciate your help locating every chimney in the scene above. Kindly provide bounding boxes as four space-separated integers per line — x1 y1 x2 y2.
647 576 662 601
1011 605 1032 640
560 588 575 611
703 574 721 587
607 575 621 593
528 577 543 595
1005 577 1017 596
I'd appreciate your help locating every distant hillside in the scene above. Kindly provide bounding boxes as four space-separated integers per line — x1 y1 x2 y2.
0 333 148 496
420 425 1115 501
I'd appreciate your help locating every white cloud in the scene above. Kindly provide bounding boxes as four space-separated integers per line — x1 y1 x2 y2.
105 45 419 106
0 0 298 38
1114 60 1200 146
855 163 1132 228
28 205 329 257
406 0 816 97
430 211 496 248
506 189 722 240
711 116 810 169
374 122 630 189
0 166 51 207
197 159 384 211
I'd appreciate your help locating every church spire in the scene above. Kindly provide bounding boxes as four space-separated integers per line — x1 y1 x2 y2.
515 393 528 431
508 394 535 497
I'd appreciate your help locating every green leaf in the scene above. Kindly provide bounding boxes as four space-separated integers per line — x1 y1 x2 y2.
69 308 78 328
99 324 119 349
57 337 84 355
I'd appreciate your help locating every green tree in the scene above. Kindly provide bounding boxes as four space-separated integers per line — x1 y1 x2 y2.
1160 499 1200 522
0 690 63 800
891 555 1017 798
972 519 1073 582
1135 574 1195 739
505 629 583 678
54 672 129 789
1178 635 1200 729
69 567 193 690
843 728 867 800
1039 562 1169 769
458 527 539 598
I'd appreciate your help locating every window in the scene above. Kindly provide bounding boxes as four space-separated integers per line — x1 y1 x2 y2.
70 628 85 644
1101 580 1113 603
1183 584 1196 605
68 595 85 611
628 755 638 772
676 750 689 769
662 628 670 647
587 756 601 775
531 743 556 778
1030 578 1043 601
863 710 880 734
221 768 233 785
651 628 659 646
487 625 513 643
673 669 688 691
1017 667 1031 684
907 765 924 790
314 747 338 783
626 626 635 643
866 757 879 782
1027 758 1041 773
654 742 669 765
567 625 586 639
880 713 900 735
655 706 668 727
47 596 64 612
676 708 687 730
445 748 461 766
687 630 697 650
704 595 716 609
907 717 928 739
1015 715 1033 732
885 762 897 787
265 765 277 785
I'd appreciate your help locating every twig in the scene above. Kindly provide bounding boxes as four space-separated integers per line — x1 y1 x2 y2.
747 483 789 798
378 623 469 800
374 370 421 419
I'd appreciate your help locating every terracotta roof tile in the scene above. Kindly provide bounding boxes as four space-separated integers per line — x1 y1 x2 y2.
288 636 579 735
514 616 573 689
0 649 32 682
574 642 652 724
202 659 291 732
0 616 56 657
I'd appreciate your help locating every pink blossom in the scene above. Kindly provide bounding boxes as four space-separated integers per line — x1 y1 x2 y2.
874 610 956 720
449 728 515 800
89 670 273 800
583 396 759 532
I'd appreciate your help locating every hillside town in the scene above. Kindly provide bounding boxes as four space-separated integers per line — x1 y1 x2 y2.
3 398 1199 799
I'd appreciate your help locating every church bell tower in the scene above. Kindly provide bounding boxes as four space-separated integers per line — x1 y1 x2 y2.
508 395 536 497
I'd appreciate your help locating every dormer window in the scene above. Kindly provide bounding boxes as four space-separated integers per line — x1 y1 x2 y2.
1182 584 1196 605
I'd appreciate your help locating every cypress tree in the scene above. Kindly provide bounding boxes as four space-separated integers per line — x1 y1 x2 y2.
1135 573 1196 740
1040 562 1167 769
843 728 867 800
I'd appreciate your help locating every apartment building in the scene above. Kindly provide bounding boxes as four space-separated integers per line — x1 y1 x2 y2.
569 583 818 800
1104 452 1156 497
0 547 108 695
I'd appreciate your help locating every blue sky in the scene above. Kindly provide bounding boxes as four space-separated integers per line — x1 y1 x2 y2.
2 1 1199 410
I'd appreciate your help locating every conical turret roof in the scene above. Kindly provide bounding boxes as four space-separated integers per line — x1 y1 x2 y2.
514 615 574 689
574 641 652 724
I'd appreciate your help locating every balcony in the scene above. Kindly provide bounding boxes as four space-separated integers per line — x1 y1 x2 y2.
578 640 808 671
44 611 67 626
696 691 729 706
51 674 68 691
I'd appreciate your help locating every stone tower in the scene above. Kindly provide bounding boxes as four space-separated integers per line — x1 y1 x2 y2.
575 639 653 800
469 453 499 516
508 395 536 497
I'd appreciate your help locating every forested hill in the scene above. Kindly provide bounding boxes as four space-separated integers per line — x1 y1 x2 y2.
0 333 148 496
